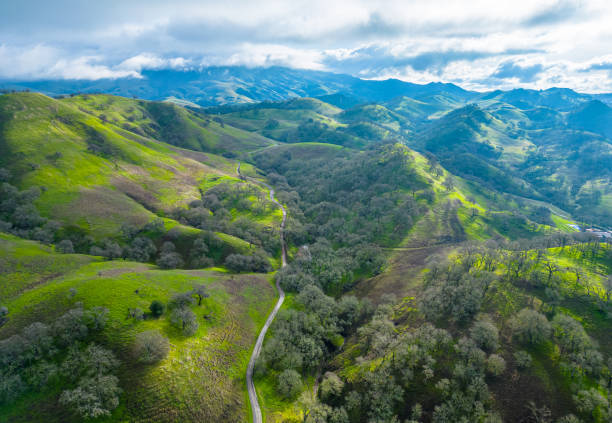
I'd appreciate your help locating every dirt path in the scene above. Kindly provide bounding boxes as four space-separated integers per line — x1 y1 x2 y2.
239 162 287 423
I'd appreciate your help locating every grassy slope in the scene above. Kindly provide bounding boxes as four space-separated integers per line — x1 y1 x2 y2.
0 93 281 247
62 94 274 155
0 234 277 423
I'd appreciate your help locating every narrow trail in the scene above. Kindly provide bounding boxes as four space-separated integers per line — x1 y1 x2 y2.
238 162 287 423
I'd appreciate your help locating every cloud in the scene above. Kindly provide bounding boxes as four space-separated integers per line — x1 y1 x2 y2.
491 61 545 82
0 0 611 92
118 54 191 72
0 44 140 80
522 0 582 27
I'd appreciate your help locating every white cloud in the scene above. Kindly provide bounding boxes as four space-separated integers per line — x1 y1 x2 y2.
0 0 612 91
118 53 191 72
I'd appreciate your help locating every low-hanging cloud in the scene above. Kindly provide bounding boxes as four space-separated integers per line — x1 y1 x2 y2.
1 0 611 92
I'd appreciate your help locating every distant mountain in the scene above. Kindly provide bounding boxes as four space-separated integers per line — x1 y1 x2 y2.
0 66 477 107
567 100 612 138
477 87 593 110
3 66 610 112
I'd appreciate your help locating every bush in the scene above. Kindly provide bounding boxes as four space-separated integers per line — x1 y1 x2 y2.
132 330 170 363
149 300 165 317
486 354 506 376
277 369 302 399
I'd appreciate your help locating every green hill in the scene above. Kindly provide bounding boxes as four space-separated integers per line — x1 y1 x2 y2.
0 233 276 423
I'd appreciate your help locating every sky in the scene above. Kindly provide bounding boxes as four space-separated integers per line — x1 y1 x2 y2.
1 0 612 92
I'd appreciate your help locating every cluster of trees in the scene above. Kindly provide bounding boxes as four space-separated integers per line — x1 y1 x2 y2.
258 284 373 400
253 142 431 249
0 305 121 419
509 307 612 422
277 239 383 295
292 310 507 423
172 184 280 255
416 238 612 421
0 170 61 244
224 253 272 273
166 285 209 336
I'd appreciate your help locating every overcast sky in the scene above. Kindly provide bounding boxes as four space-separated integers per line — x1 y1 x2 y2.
1 0 612 92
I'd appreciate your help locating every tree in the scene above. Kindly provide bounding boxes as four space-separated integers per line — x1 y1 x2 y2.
56 239 74 254
514 351 532 369
59 375 121 419
124 237 157 262
319 372 344 403
510 308 551 345
0 306 8 326
132 330 170 363
486 354 506 376
170 307 199 335
277 369 302 399
156 241 183 269
442 177 455 192
169 292 195 309
149 300 165 317
128 307 144 320
0 168 10 182
192 284 210 306
52 308 89 347
61 344 119 381
603 275 612 303
470 318 499 352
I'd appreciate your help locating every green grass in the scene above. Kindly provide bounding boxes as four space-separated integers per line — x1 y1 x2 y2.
0 93 283 260
0 234 277 423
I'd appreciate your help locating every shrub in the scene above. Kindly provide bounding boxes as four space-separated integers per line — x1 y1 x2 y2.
149 300 165 317
132 330 170 363
277 369 302 399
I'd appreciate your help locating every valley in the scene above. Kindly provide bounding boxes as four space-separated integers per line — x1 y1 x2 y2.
1 73 612 423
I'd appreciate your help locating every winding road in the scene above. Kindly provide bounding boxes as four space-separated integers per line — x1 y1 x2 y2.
238 162 287 423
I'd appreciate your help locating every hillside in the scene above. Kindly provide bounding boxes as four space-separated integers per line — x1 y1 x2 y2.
0 233 276 423
1 84 612 423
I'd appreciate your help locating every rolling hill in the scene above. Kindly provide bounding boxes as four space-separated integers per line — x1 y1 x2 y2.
2 72 612 423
